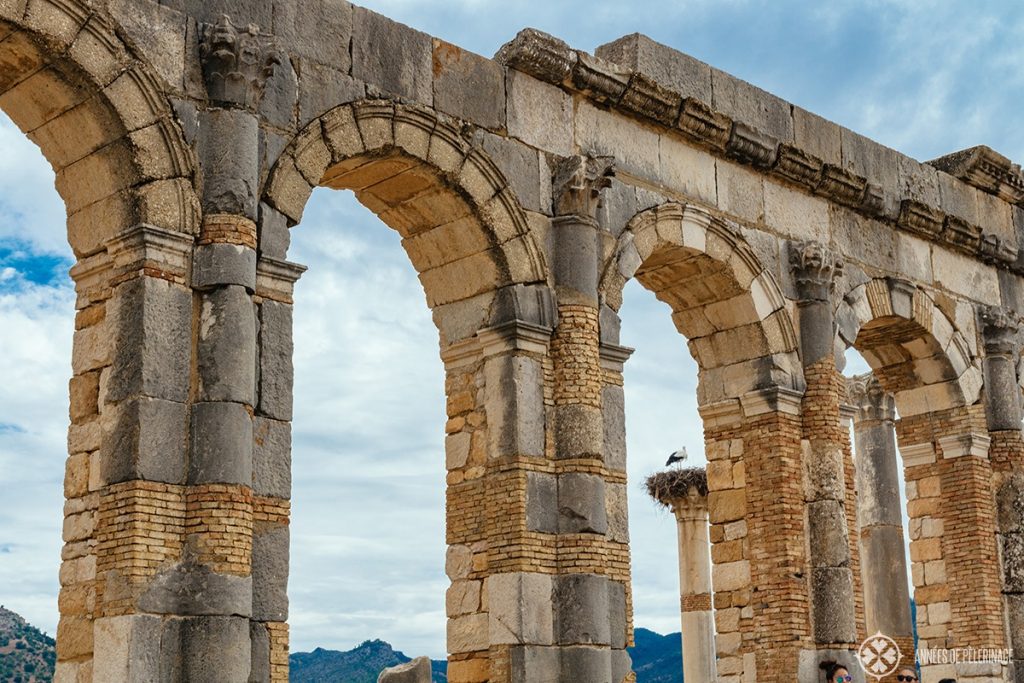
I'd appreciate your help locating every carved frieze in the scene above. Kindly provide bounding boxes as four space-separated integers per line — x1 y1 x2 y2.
816 164 867 207
773 144 824 189
552 155 615 219
896 200 944 239
620 72 682 126
200 15 281 109
726 121 778 168
676 98 731 151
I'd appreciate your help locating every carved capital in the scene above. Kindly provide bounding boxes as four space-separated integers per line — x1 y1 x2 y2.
200 15 281 109
846 373 895 423
979 305 1022 357
552 155 615 219
788 241 843 302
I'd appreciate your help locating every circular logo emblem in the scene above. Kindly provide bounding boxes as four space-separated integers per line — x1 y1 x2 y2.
858 632 902 679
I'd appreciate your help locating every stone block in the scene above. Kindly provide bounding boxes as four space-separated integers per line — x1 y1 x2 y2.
607 580 626 650
507 645 561 683
560 646 612 681
811 567 857 643
595 33 712 102
555 403 604 460
557 472 608 534
198 285 257 404
379 657 433 683
576 101 658 183
138 563 252 617
483 354 545 458
446 544 473 581
713 560 751 593
708 488 746 524
807 500 850 568
181 615 251 681
193 242 257 290
506 69 573 156
190 401 254 486
446 580 481 617
272 0 353 72
611 649 632 683
601 384 627 473
258 299 295 420
606 483 629 544
352 7 432 104
711 67 793 143
660 134 718 205
199 108 260 219
258 202 291 259
792 106 841 165
252 524 289 621
297 59 364 129
107 277 192 404
764 180 829 241
447 612 488 654
717 157 764 223
433 39 505 130
487 572 554 645
93 614 176 682
249 621 270 683
937 170 979 225
257 39 299 131
474 129 543 213
253 417 291 499
553 217 599 300
526 471 558 533
898 155 941 206
554 573 611 646
932 246 999 306
101 396 188 485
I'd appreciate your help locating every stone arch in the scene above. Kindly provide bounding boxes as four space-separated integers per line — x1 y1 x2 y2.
0 1 199 257
263 100 548 345
599 201 803 404
836 277 982 416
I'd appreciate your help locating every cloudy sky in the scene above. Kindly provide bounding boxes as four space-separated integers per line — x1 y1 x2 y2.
1 0 1022 660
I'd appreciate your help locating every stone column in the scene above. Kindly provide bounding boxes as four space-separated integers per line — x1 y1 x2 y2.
184 15 282 682
979 306 1024 683
847 374 914 665
789 242 859 653
645 468 717 683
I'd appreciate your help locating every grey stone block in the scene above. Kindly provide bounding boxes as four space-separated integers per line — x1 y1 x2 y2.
506 69 574 157
560 646 612 682
139 562 253 617
249 621 269 683
379 657 432 683
484 354 545 458
258 202 291 259
554 574 611 646
297 59 364 130
711 67 794 143
611 649 632 683
859 527 912 637
526 472 558 533
607 581 626 650
898 154 941 206
199 108 260 220
193 242 258 291
599 305 621 346
488 283 556 329
474 129 541 213
555 403 604 460
93 613 182 682
258 51 298 131
258 300 295 421
984 355 1023 430
792 106 841 164
434 39 505 130
553 218 598 302
796 300 835 364
352 7 432 105
487 573 554 646
507 645 560 683
558 472 608 535
253 417 291 499
102 397 188 486
252 524 289 621
596 33 712 103
1007 594 1024 655
605 483 628 544
997 473 1024 533
600 178 638 237
937 169 979 225
199 285 257 405
807 500 849 568
181 615 252 682
108 277 192 404
190 402 254 486
602 385 626 472
854 424 902 528
1003 531 1024 593
273 0 353 73
804 446 845 502
179 0 274 28
811 567 857 644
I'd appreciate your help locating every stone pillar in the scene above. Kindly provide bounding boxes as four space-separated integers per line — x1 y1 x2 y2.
979 306 1024 683
897 405 1007 682
547 155 632 683
847 374 914 666
789 242 859 654
645 468 717 683
186 15 283 683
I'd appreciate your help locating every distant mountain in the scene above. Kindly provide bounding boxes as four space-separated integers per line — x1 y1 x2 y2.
289 639 447 683
0 606 56 683
290 629 684 683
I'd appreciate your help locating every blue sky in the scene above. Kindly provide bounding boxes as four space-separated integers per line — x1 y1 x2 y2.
0 0 1021 660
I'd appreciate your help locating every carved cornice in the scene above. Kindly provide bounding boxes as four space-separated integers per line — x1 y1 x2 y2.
200 15 282 109
846 373 895 423
495 28 576 83
929 145 1024 205
552 155 616 219
789 241 843 302
979 305 1022 357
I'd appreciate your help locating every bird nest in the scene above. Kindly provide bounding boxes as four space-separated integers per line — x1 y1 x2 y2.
644 467 708 507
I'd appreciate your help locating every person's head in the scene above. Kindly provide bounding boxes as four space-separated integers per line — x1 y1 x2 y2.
897 668 918 682
820 661 852 683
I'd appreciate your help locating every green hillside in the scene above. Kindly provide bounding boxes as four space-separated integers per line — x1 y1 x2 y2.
0 606 56 683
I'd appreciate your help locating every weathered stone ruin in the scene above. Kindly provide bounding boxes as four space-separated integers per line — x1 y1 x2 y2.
2 0 1021 680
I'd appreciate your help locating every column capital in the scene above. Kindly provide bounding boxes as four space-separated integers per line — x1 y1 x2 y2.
552 154 615 219
788 240 843 302
846 372 895 423
200 14 282 110
978 304 1022 357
